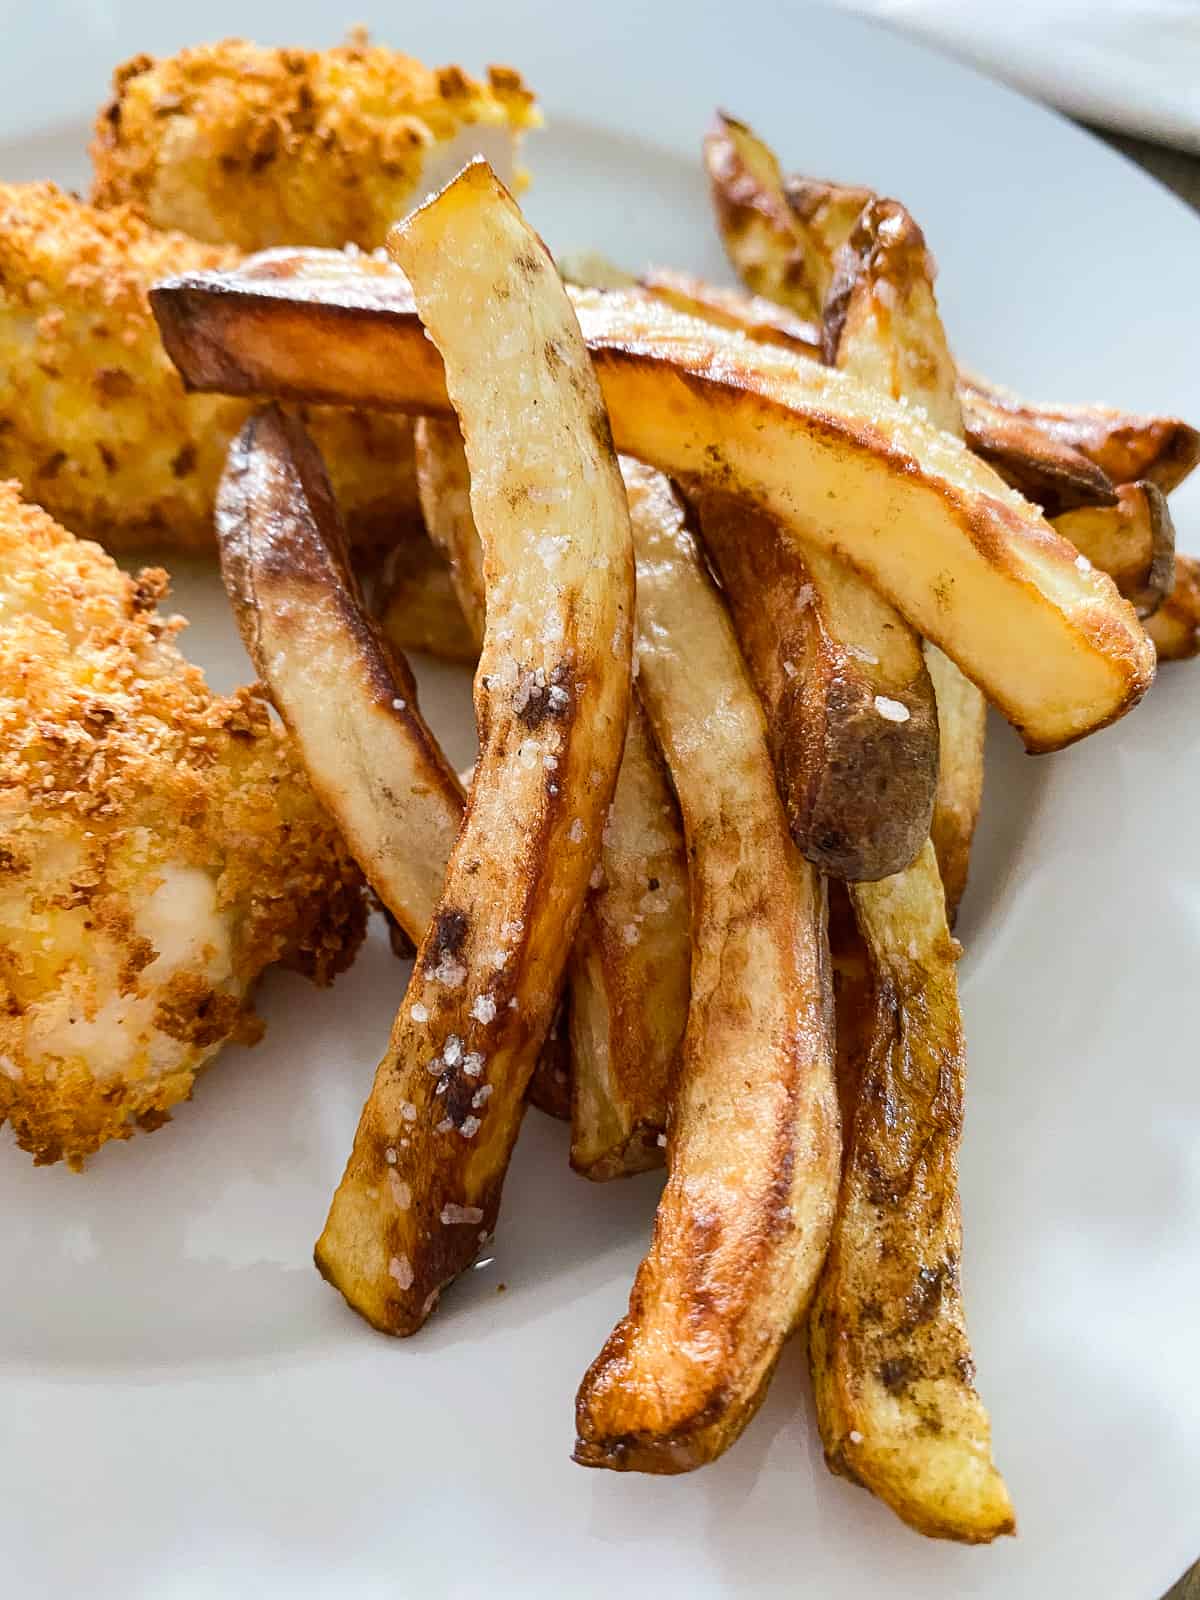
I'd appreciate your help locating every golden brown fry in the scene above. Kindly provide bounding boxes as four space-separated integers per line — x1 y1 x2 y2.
315 163 633 1334
959 372 1200 500
822 194 986 923
214 404 464 944
413 415 688 1176
923 646 987 923
638 265 820 353
92 36 539 251
0 182 420 554
692 491 938 881
810 844 1015 1544
703 112 827 319
574 462 839 1474
705 117 1199 514
1146 553 1200 662
1052 481 1175 620
153 251 1155 751
413 417 489 645
0 483 365 1168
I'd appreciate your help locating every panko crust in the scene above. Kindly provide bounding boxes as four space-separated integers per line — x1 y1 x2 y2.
91 34 539 251
0 483 366 1167
0 181 419 553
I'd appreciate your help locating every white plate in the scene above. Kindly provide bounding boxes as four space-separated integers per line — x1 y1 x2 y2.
2 4 1198 1596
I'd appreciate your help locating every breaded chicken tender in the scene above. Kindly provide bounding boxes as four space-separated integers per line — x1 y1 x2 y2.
90 34 539 252
0 181 420 553
0 483 366 1167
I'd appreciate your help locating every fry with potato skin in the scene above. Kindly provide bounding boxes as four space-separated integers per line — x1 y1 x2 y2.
958 372 1200 502
1146 553 1200 662
413 416 688 1176
153 252 1156 751
811 844 1015 1544
215 404 464 944
704 118 1199 515
1053 481 1175 621
315 163 633 1334
574 461 839 1474
691 490 938 882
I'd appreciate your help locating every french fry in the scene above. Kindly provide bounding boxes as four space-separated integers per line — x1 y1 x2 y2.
704 116 1199 515
691 490 939 881
638 265 820 353
314 163 633 1333
1052 481 1175 620
822 194 986 922
811 193 1013 1540
153 251 1155 750
413 416 688 1176
959 372 1200 500
215 403 463 944
1146 553 1200 662
574 461 839 1473
810 845 1016 1543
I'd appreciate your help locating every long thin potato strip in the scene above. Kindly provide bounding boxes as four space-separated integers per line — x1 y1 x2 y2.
574 462 839 1474
823 195 987 923
153 251 1154 750
214 405 464 943
811 846 1016 1543
315 163 633 1334
414 416 689 1175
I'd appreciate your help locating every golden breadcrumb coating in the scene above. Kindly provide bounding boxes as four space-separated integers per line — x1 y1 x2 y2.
0 483 366 1167
0 181 419 553
90 33 539 251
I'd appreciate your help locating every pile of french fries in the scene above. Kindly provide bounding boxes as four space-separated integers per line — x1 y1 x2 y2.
149 115 1199 1546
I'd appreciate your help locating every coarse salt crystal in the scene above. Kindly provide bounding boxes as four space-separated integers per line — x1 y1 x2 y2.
849 1430 863 1445
459 1115 482 1139
656 1133 667 1148
782 659 798 679
568 818 585 844
623 924 641 946
795 584 814 609
442 1035 463 1066
389 1254 414 1290
429 953 468 988
391 697 407 711
548 684 569 709
384 1147 397 1164
462 1052 486 1078
435 1117 454 1134
389 1173 412 1210
441 1203 485 1225
411 1002 429 1024
400 1102 417 1123
470 993 497 1025
472 1084 493 1108
873 695 910 723
1075 553 1092 573
846 644 879 665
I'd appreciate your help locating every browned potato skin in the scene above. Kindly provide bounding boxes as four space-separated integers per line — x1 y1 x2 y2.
692 489 938 881
703 112 826 318
315 165 634 1334
413 416 689 1176
960 372 1200 502
152 254 1156 752
1052 481 1175 620
811 844 1015 1544
214 404 464 945
574 463 839 1475
1147 553 1200 662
